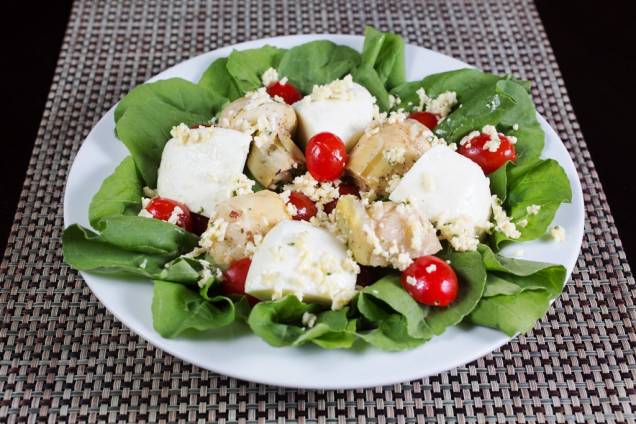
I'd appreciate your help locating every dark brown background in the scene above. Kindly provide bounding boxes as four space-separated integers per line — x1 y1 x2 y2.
2 0 634 266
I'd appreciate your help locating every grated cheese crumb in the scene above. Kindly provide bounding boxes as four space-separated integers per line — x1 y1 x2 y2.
406 275 418 286
491 195 521 239
167 206 184 225
261 67 279 86
482 125 501 152
527 204 541 215
549 225 566 242
302 74 355 103
425 264 437 274
383 145 406 165
302 312 317 328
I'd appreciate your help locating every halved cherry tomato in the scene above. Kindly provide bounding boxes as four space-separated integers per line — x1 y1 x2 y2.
457 132 516 174
287 191 317 221
409 111 440 129
306 132 347 182
323 182 360 214
400 256 458 306
145 197 193 232
267 81 302 104
223 258 258 305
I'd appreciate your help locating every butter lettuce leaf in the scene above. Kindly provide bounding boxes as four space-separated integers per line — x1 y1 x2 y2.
198 57 242 101
152 280 236 338
226 45 286 94
352 27 406 111
114 78 226 186
63 217 198 277
469 245 566 336
277 40 361 93
88 156 143 231
247 295 356 349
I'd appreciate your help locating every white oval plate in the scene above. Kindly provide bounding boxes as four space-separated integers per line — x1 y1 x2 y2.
64 35 584 389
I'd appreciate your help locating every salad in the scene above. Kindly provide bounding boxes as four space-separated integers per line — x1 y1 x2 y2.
63 27 572 351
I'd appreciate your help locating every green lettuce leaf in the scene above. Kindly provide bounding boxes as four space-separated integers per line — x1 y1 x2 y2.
88 156 143 231
425 248 487 335
277 40 361 93
352 27 406 111
63 217 198 277
492 159 571 248
355 276 432 350
469 245 566 336
151 280 236 338
198 57 242 101
247 295 356 349
226 45 286 94
114 78 226 186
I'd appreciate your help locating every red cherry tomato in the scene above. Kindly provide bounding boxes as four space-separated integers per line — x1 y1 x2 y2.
409 111 440 129
457 132 517 174
267 81 303 104
306 132 348 182
223 258 251 295
323 182 360 214
400 256 458 306
145 197 193 232
287 191 317 221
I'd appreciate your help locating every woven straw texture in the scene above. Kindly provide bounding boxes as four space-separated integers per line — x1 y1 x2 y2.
1 0 635 422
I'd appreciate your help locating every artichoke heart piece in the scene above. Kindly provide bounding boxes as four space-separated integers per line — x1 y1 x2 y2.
346 119 432 196
201 190 291 269
218 92 305 189
335 195 441 269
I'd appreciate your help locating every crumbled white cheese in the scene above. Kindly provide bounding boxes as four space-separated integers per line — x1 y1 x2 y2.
388 94 401 109
517 219 528 228
200 217 229 248
302 74 355 103
482 125 501 152
302 312 317 328
436 218 482 252
512 123 519 131
383 145 406 165
261 67 279 86
170 123 218 145
527 204 541 215
405 275 418 286
550 225 566 242
167 206 184 225
283 172 340 205
386 174 402 193
232 174 255 197
425 264 437 274
491 195 521 239
427 91 458 118
459 130 480 146
415 88 457 119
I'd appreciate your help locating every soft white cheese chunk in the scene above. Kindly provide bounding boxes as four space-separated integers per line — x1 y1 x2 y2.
157 125 251 217
245 220 358 309
389 144 492 230
293 80 375 151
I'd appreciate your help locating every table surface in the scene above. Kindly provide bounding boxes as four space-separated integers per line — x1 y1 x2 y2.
1 0 635 422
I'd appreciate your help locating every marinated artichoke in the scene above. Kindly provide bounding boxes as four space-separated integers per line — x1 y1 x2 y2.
335 195 441 270
201 190 290 268
219 89 305 189
346 119 433 196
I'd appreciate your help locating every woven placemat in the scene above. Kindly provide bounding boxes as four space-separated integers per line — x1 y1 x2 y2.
1 0 634 422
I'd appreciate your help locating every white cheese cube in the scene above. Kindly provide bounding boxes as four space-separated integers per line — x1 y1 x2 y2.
245 220 358 309
293 81 375 151
157 125 251 217
389 145 492 229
